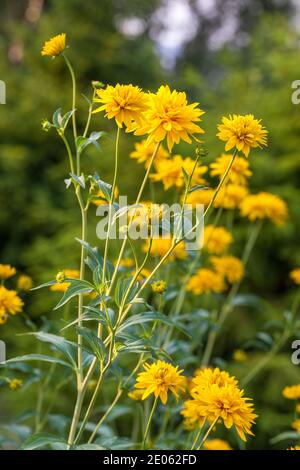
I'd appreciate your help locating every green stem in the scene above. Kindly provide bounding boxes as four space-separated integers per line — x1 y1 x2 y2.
142 397 158 449
63 54 77 142
197 416 219 450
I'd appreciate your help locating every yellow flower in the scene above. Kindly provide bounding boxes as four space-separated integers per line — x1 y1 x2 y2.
210 154 252 186
93 84 149 129
128 389 144 401
292 419 300 433
133 268 152 282
232 349 248 363
118 258 135 269
214 184 249 210
0 286 24 317
283 385 300 400
152 280 167 294
41 33 66 57
240 192 288 226
181 399 207 430
17 275 33 291
185 189 215 208
0 264 16 280
204 225 233 255
0 312 8 325
142 237 187 261
151 155 207 191
187 268 226 295
296 403 300 414
210 256 244 284
134 85 205 151
50 269 80 293
217 114 268 157
130 140 169 168
192 367 238 391
134 360 186 404
128 201 163 229
288 446 300 450
203 439 233 450
9 379 23 391
191 383 257 441
290 269 300 286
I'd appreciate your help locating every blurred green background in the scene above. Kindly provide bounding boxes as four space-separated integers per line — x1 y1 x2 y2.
1 0 300 450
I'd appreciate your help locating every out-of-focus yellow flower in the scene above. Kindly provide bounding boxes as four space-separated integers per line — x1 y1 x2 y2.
143 237 187 261
133 268 152 282
92 186 119 206
210 154 252 186
204 225 233 255
185 189 215 208
151 280 167 294
0 312 7 325
134 360 186 404
217 114 267 157
93 84 149 129
288 446 300 450
290 269 300 286
203 439 233 450
283 385 300 400
134 85 205 151
232 349 248 363
151 155 207 191
50 269 80 293
296 403 300 414
240 192 288 226
118 258 135 269
292 419 300 433
17 275 33 291
214 184 249 210
128 389 144 401
9 379 23 391
130 140 169 168
41 33 66 57
187 268 226 295
210 255 244 284
0 286 24 318
181 399 206 430
128 201 163 229
0 264 16 280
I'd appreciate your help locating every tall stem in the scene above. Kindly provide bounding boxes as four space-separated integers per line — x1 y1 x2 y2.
142 397 158 449
63 54 77 142
197 416 219 450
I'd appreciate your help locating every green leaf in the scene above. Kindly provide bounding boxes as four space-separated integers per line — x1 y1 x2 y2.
24 332 78 368
188 185 210 194
70 172 85 188
21 433 67 450
61 109 76 130
117 312 190 337
52 108 62 128
54 279 94 310
181 166 189 187
3 354 73 369
74 444 106 450
78 326 106 362
270 431 300 445
31 280 57 290
114 277 139 308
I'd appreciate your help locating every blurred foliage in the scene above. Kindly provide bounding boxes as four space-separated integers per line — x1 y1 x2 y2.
0 0 300 450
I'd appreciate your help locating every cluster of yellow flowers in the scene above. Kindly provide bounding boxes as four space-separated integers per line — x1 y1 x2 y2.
0 264 28 325
181 367 257 442
50 269 80 293
282 384 300 449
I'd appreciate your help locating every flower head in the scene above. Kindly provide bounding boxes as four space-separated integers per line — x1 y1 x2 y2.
282 384 300 400
9 379 23 391
0 264 16 280
135 85 205 151
240 192 288 226
151 155 207 191
128 389 144 401
210 256 244 284
130 140 169 168
203 439 232 450
192 367 238 391
204 225 233 255
152 280 167 294
134 360 186 404
93 84 149 129
185 189 215 208
17 275 33 291
292 419 300 433
217 114 267 157
187 268 226 295
214 184 249 210
0 286 24 318
41 33 66 57
50 269 80 293
290 269 300 286
210 154 252 186
233 349 248 363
